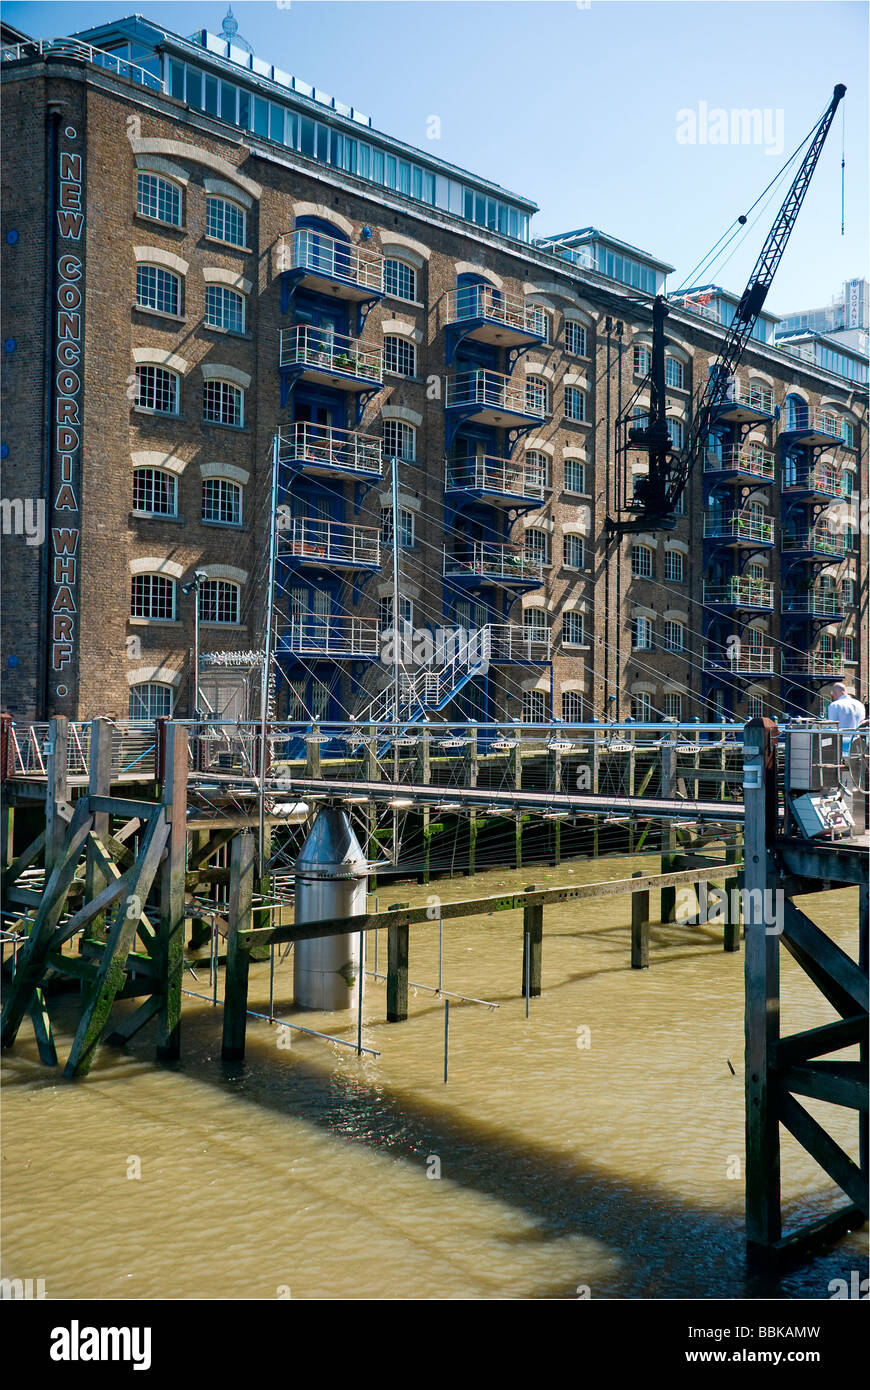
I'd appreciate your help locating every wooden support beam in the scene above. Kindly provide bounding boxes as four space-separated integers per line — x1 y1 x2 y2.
631 871 650 970
779 1091 868 1214
105 995 162 1049
660 738 678 922
84 719 113 947
743 718 782 1253
63 809 169 1079
724 838 741 952
29 988 57 1066
189 828 237 871
88 795 161 821
2 831 46 889
386 921 409 1022
779 1061 867 1111
221 832 254 1061
1 799 94 1050
48 862 137 950
155 723 188 1062
775 1015 867 1068
522 896 543 996
44 717 69 880
781 900 869 1018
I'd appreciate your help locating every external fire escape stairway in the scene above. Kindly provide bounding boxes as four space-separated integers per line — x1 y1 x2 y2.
355 626 494 726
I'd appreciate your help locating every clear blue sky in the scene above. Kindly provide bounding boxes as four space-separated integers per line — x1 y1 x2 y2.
7 0 867 316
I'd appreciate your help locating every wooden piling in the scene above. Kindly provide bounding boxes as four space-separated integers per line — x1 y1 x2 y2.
83 718 113 948
522 893 543 997
44 716 69 881
724 839 741 952
631 870 650 969
155 722 188 1062
660 736 678 922
221 832 255 1062
386 919 409 1022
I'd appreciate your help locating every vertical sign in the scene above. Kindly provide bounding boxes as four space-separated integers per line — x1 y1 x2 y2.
50 125 85 705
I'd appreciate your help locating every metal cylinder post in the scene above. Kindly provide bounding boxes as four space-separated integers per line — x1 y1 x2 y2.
293 807 367 1011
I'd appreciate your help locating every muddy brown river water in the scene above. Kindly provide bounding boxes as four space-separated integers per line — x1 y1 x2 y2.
1 852 865 1300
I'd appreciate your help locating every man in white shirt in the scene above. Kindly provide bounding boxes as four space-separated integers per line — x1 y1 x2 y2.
826 683 866 753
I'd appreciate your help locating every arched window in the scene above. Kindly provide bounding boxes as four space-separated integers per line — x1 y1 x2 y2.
563 534 585 569
662 619 685 652
564 386 586 423
667 418 684 449
205 285 245 334
384 257 417 302
524 528 550 567
128 681 173 723
136 172 182 227
136 364 180 415
203 379 243 426
665 356 685 389
525 375 549 416
206 195 247 247
564 320 588 357
525 450 550 489
785 394 806 431
524 608 549 640
631 543 654 579
383 419 416 461
136 264 181 316
202 477 243 526
527 304 551 342
383 334 416 377
199 579 241 625
131 573 176 621
133 468 177 517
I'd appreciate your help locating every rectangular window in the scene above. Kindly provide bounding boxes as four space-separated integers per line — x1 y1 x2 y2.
238 89 250 129
185 66 203 111
385 155 397 189
747 693 764 718
169 60 185 101
664 693 682 720
562 611 585 645
662 620 684 653
299 116 315 157
564 386 587 422
220 81 237 122
565 321 587 357
270 102 284 142
845 636 856 662
135 264 180 316
380 507 414 547
136 365 179 415
131 572 175 620
664 549 684 582
563 534 585 569
204 75 219 117
632 693 653 721
632 616 654 649
253 96 269 137
384 335 416 377
563 458 586 494
205 196 247 246
204 285 245 334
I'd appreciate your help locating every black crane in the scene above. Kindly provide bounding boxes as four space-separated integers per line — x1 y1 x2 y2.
607 83 846 536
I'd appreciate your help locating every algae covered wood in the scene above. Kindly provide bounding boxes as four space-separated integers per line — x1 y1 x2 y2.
222 832 255 1061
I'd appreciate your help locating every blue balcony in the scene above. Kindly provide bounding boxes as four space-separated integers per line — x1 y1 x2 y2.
277 517 380 573
703 443 775 485
781 592 845 622
712 377 775 425
445 369 546 432
444 285 546 365
703 511 775 549
278 422 383 483
781 460 849 501
703 646 776 677
703 577 775 612
281 229 384 303
279 326 382 393
779 407 845 447
781 653 844 681
781 525 846 561
445 454 547 509
443 541 543 589
277 615 382 660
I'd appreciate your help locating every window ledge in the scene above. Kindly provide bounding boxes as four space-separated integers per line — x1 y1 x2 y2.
563 417 592 428
562 642 591 650
202 421 250 432
129 617 180 627
130 511 183 523
134 213 187 234
203 235 254 254
200 622 245 630
202 324 252 341
562 490 592 499
133 307 187 325
384 296 425 309
132 407 184 420
202 520 248 531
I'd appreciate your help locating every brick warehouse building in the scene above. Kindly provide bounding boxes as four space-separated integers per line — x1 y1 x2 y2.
1 12 867 729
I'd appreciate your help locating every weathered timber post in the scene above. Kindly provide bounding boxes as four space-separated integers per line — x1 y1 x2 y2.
552 747 563 866
306 725 322 780
743 717 782 1261
592 724 600 858
386 916 409 1022
1 712 13 875
44 716 69 881
221 831 255 1062
420 730 431 884
365 725 379 891
522 890 543 997
466 729 479 877
628 731 636 854
631 870 650 969
156 721 188 1061
724 838 741 952
83 718 113 948
660 734 678 922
